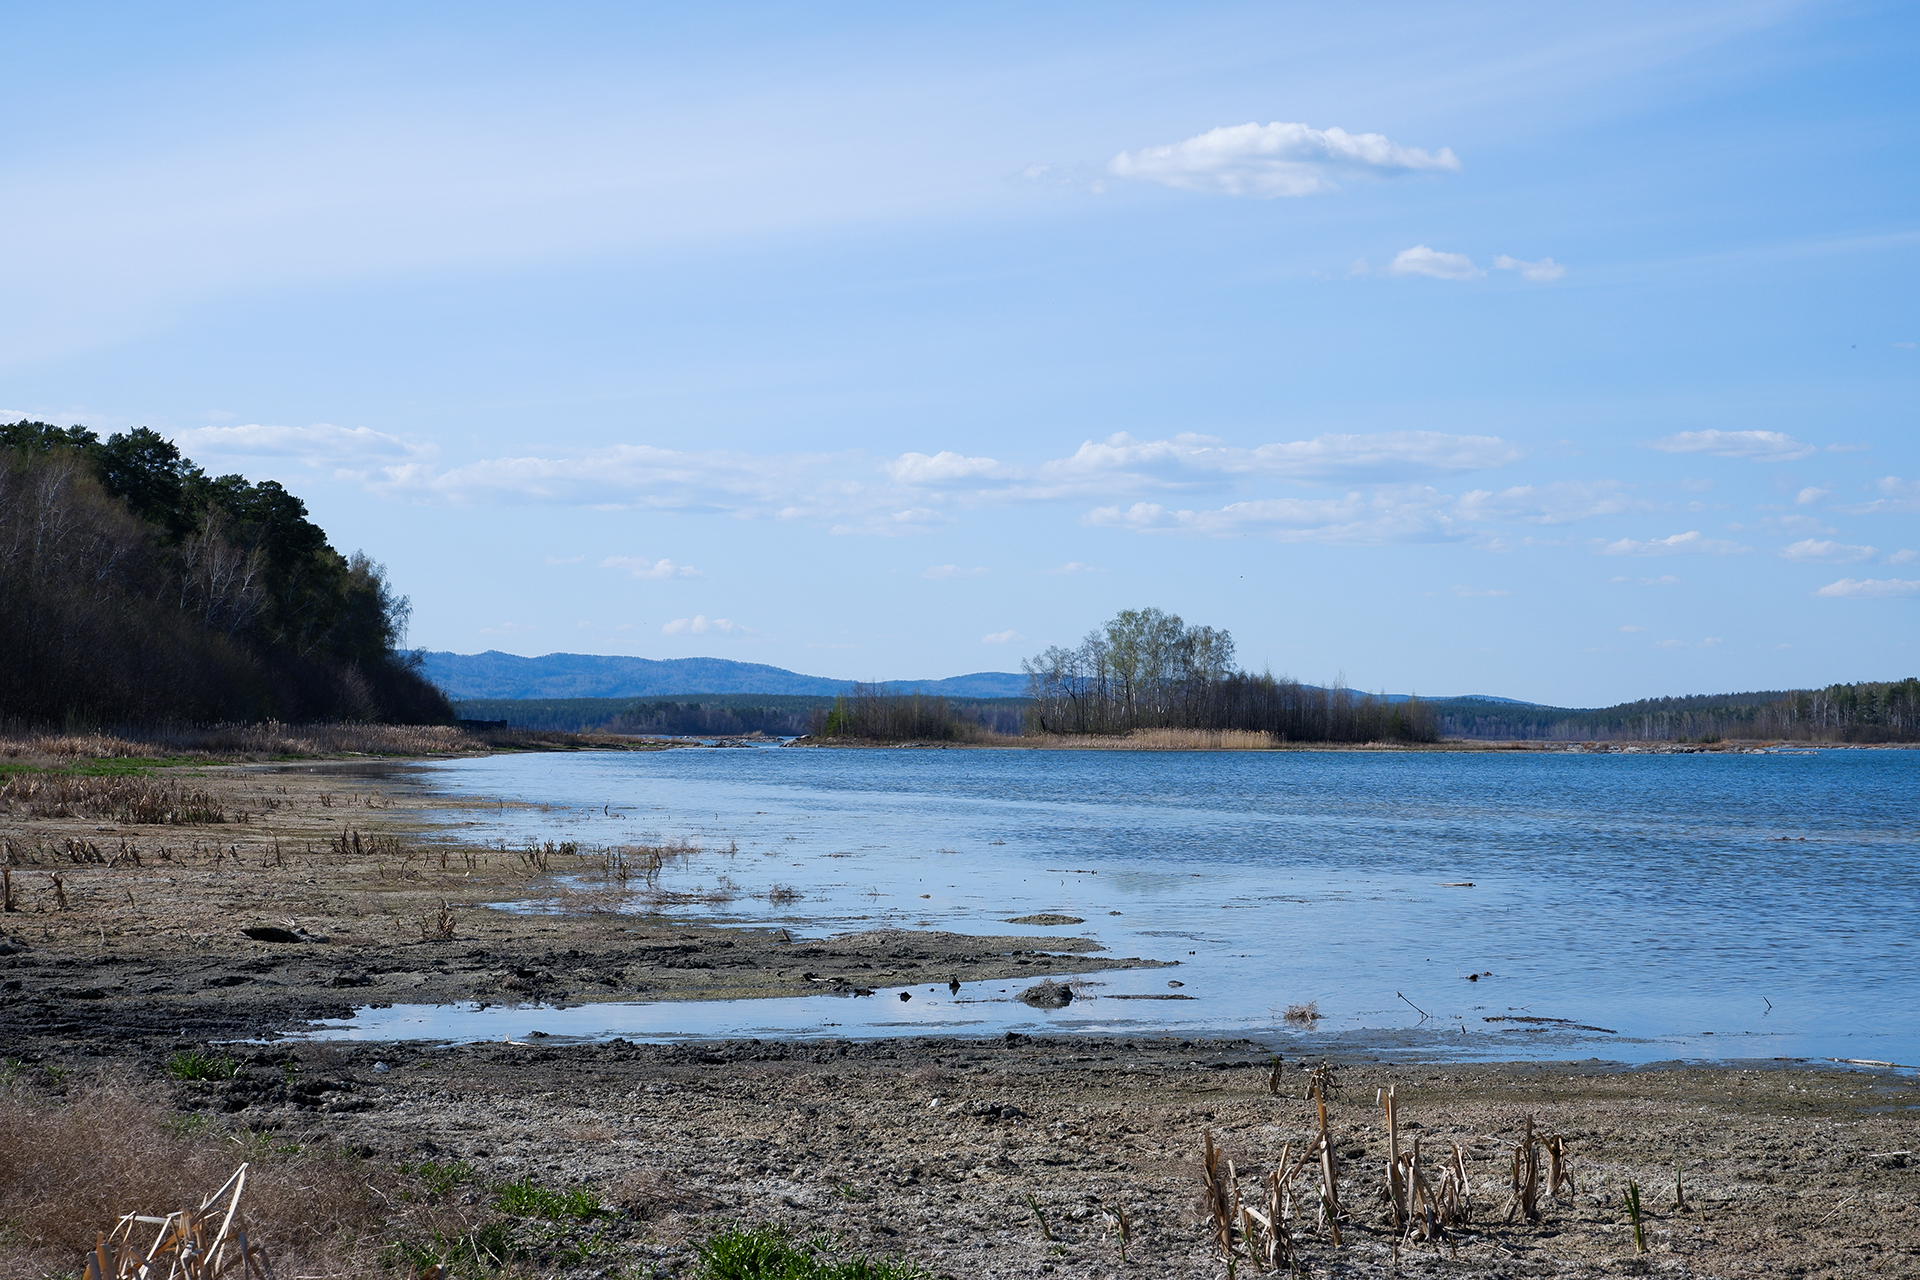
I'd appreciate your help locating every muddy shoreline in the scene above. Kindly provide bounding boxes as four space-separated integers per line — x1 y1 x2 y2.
3 752 1918 1278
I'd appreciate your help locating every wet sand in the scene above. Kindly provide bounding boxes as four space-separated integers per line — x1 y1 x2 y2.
3 754 1918 1277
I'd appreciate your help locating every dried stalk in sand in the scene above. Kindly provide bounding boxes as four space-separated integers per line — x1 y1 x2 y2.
83 1161 275 1280
1505 1116 1544 1224
1626 1179 1647 1254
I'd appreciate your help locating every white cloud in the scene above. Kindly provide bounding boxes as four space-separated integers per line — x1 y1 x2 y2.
1610 574 1682 585
1087 486 1461 543
1452 587 1510 598
1107 122 1458 198
601 555 700 578
175 421 435 475
922 564 989 579
1796 487 1832 504
1042 561 1100 575
661 614 743 635
1385 246 1483 281
1848 476 1920 514
830 508 950 536
1779 539 1876 564
883 451 1009 485
1493 254 1565 282
1038 430 1520 490
1619 625 1646 633
1594 531 1751 556
1455 481 1637 525
981 630 1024 644
1890 549 1918 565
1814 578 1920 598
1647 430 1815 461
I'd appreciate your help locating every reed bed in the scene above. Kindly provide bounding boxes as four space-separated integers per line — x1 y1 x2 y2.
1197 1074 1582 1274
0 775 227 825
1026 728 1279 751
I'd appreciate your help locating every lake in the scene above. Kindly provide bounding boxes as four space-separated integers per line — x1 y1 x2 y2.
305 744 1920 1064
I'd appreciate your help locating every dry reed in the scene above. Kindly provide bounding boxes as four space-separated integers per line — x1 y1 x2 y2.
1026 728 1277 751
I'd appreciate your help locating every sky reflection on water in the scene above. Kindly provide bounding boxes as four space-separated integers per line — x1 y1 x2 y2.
303 746 1920 1064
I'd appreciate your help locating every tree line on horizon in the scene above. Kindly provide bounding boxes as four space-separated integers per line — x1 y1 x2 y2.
1434 679 1920 743
1 420 450 727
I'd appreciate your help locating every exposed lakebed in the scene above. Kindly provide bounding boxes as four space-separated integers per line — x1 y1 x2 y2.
302 744 1920 1064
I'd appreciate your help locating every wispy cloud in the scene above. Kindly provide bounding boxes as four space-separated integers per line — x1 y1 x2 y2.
1385 245 1483 281
1493 254 1565 282
1107 122 1459 198
980 629 1023 644
1035 430 1521 490
601 555 700 578
1814 578 1920 598
1594 531 1750 556
883 451 1011 485
1042 561 1100 575
1456 481 1638 525
1779 539 1876 564
1610 574 1682 585
1847 476 1920 514
1647 430 1815 461
661 614 745 634
1087 486 1460 543
922 564 989 579
176 421 436 475
1796 486 1832 504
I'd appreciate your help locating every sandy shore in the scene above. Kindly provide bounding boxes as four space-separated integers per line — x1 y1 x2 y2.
3 751 1917 1278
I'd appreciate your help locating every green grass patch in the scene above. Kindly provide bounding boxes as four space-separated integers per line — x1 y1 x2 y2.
0 755 197 779
163 1049 242 1081
695 1225 931 1280
406 1159 477 1198
492 1177 604 1221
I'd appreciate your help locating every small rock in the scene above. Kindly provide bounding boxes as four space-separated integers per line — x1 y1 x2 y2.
372 1061 389 1073
1019 982 1073 1009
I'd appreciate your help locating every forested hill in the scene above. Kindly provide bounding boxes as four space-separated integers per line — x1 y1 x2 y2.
1 420 450 725
419 650 1027 700
1428 681 1920 743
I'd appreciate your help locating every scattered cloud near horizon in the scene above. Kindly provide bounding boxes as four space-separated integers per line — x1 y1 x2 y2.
980 629 1023 644
1386 246 1483 281
1779 539 1876 564
601 555 700 578
1814 578 1920 598
1648 430 1816 462
661 615 744 635
1107 122 1459 198
923 564 989 579
1594 531 1750 556
1493 254 1566 281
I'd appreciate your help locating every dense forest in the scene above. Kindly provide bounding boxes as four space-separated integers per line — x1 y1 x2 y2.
0 420 450 726
1023 607 1437 743
1431 679 1920 743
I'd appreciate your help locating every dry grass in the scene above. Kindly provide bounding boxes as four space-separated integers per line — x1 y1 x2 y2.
1024 728 1279 751
0 1080 381 1279
0 775 227 825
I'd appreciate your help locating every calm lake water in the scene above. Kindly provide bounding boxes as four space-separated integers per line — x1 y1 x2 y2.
306 745 1920 1064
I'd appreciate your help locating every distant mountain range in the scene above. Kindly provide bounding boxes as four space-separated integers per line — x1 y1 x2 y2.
418 651 1030 700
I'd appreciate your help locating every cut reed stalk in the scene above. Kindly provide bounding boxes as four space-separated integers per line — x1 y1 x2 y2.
1626 1180 1647 1254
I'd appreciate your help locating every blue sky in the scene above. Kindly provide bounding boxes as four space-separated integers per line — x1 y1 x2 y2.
4 1 1916 705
